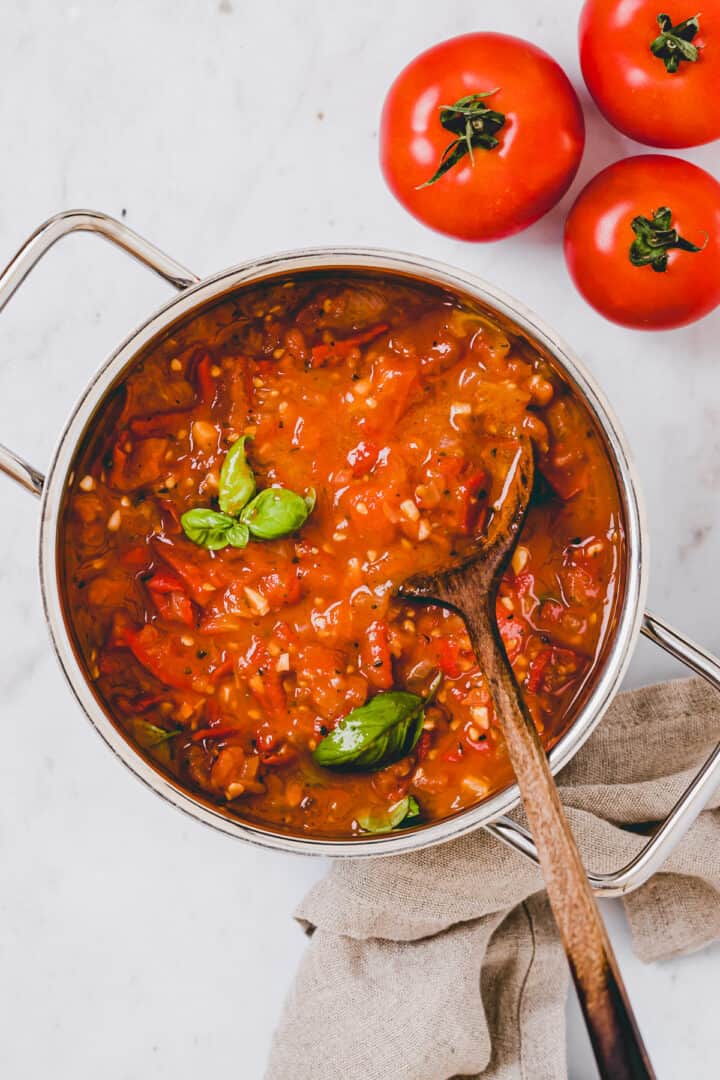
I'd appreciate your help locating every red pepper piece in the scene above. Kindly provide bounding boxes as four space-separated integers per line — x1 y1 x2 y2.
146 570 195 627
109 617 198 692
190 726 238 743
415 730 432 761
526 649 553 694
436 637 462 679
191 350 218 406
310 323 389 366
208 651 234 681
359 620 394 689
237 636 287 717
153 539 225 603
457 468 487 535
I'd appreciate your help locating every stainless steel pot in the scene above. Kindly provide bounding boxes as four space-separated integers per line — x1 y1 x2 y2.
3 210 720 890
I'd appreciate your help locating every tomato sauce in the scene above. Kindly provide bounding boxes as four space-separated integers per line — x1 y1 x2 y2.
61 272 625 837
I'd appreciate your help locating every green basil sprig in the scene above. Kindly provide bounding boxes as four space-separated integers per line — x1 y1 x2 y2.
358 795 420 834
313 673 441 772
218 436 256 515
134 720 182 748
180 435 314 551
181 508 250 550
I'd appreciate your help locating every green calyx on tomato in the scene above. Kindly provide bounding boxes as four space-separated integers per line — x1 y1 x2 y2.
649 13 701 73
629 205 705 272
417 90 506 189
181 437 313 551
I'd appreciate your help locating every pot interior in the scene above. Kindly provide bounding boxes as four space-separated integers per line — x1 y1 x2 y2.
45 253 643 855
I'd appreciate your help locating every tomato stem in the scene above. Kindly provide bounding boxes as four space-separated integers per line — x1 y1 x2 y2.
416 90 506 189
650 12 701 73
629 205 705 272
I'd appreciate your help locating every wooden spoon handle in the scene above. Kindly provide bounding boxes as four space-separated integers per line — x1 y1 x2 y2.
441 582 655 1079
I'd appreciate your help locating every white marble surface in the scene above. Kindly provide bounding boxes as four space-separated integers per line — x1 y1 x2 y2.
1 2 719 1077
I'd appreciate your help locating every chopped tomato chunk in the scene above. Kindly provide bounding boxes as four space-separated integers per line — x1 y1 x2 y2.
347 440 380 478
237 636 287 718
146 570 195 626
359 620 394 689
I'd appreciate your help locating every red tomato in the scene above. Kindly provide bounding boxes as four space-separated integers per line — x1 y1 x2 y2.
379 33 584 240
580 1 720 148
564 155 720 329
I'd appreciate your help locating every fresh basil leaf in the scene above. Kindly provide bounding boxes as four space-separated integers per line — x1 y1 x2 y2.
240 486 312 539
219 436 256 516
358 794 421 834
181 507 248 550
313 690 425 771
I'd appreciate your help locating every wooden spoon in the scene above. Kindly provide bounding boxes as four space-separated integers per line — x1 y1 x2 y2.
397 436 655 1080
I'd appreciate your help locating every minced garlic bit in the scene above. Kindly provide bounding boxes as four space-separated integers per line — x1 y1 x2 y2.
276 653 290 673
512 545 530 575
400 499 420 521
79 474 95 492
469 705 490 728
417 518 431 541
169 358 183 372
107 510 122 531
244 586 270 616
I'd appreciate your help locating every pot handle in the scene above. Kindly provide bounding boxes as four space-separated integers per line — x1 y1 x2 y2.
486 610 720 897
0 209 201 497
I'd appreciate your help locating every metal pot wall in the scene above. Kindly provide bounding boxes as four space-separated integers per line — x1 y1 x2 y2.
2 210 719 891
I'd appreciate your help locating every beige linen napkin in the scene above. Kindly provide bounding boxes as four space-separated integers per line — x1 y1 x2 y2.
266 677 720 1080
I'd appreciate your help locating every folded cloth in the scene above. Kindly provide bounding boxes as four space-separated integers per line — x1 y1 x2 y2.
266 677 720 1080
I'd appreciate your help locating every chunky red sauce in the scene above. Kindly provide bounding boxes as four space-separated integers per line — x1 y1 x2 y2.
61 272 625 837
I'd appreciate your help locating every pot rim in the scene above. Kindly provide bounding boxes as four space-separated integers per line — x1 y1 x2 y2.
38 246 648 857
